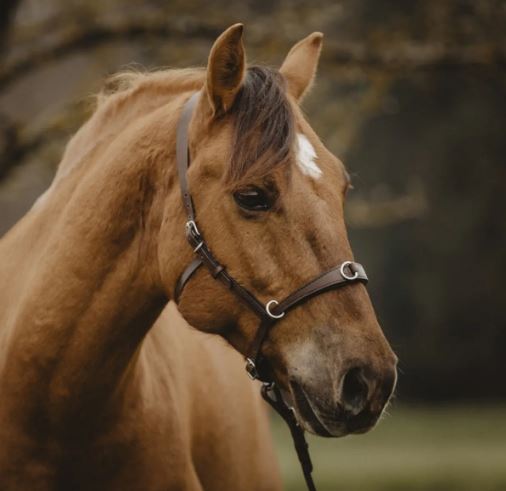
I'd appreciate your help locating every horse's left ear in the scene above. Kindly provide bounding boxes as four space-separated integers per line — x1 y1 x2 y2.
205 23 245 117
280 32 323 102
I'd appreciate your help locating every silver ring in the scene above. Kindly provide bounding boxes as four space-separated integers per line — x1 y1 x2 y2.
340 261 359 280
265 300 285 319
193 241 204 253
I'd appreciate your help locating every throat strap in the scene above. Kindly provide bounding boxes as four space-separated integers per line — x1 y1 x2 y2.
174 258 202 301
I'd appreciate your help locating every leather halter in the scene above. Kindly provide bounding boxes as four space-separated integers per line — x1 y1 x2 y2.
174 92 368 491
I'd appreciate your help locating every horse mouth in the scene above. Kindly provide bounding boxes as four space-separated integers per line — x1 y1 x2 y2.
288 380 379 437
288 380 333 437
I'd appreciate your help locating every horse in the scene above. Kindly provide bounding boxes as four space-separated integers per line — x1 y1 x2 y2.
0 24 397 490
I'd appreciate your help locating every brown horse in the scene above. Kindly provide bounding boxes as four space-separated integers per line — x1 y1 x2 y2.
0 24 397 490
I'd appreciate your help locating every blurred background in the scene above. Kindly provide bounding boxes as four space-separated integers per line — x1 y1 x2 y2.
1 1 505 490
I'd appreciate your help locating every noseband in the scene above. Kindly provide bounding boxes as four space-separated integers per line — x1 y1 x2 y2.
174 92 368 491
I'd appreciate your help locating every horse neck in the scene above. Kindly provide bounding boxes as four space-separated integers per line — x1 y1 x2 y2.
0 99 185 436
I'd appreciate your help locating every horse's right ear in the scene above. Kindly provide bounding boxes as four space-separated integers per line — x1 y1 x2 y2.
280 32 323 102
204 24 245 117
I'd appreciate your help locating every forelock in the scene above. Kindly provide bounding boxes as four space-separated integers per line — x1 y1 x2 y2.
227 66 295 183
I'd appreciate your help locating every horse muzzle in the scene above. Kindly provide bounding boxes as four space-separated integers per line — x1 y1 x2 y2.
287 362 398 437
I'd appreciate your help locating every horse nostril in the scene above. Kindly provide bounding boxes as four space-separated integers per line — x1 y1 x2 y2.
341 366 369 416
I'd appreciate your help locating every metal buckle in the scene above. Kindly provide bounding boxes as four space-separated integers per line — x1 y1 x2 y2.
340 260 359 281
265 299 285 319
289 406 300 425
262 381 276 392
261 381 277 402
185 220 200 238
185 220 204 252
245 358 259 380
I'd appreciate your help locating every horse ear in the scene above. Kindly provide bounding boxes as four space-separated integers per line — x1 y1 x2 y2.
205 24 245 117
280 32 323 102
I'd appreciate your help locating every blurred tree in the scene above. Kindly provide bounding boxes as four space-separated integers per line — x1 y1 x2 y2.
0 0 21 57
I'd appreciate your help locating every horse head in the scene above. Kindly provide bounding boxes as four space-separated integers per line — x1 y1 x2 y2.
161 25 397 437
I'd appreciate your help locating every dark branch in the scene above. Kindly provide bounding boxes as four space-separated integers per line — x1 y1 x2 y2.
0 0 22 58
1 19 505 92
326 41 506 70
0 114 19 179
0 20 221 91
0 107 82 182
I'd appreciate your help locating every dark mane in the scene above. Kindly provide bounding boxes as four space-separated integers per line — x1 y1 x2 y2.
227 66 295 183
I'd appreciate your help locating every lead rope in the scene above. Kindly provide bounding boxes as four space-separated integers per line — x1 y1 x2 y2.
261 383 317 491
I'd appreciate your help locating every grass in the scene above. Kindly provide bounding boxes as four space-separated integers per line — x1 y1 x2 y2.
270 404 506 491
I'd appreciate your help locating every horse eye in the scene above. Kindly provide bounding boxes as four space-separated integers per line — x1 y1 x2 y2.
233 187 272 212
